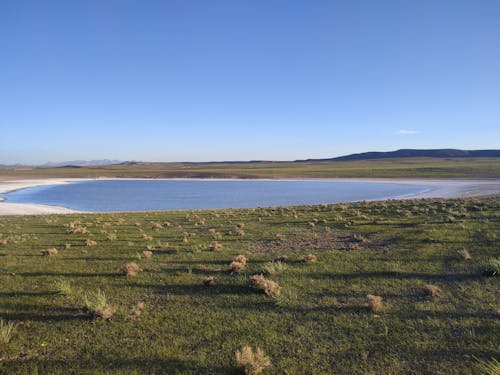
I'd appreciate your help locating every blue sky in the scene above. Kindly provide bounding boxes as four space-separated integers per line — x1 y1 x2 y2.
1 1 499 164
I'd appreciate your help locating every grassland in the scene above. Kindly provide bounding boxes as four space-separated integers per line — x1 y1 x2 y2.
0 197 499 374
1 157 500 179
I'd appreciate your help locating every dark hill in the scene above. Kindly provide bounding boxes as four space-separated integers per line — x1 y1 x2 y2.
296 149 500 162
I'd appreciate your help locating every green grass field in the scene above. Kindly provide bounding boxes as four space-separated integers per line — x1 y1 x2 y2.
0 197 499 374
1 157 500 179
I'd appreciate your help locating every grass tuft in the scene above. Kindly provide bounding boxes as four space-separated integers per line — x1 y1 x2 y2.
54 279 73 296
479 257 500 276
474 357 500 375
235 346 271 375
83 289 115 320
0 319 18 346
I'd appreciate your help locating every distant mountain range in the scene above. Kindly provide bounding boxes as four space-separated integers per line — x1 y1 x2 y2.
40 159 123 167
1 149 499 168
295 149 500 162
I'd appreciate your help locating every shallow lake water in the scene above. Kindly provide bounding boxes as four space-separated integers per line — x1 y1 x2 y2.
2 179 430 212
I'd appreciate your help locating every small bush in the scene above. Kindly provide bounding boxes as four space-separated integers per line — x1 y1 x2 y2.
230 261 246 274
235 346 271 375
233 255 247 265
85 239 97 247
141 250 153 258
275 255 288 263
121 262 142 277
0 319 18 346
84 290 115 320
249 275 281 297
204 276 217 287
210 241 222 251
423 284 442 298
480 257 500 276
41 247 58 256
127 302 145 320
300 254 317 263
366 294 383 313
457 248 471 260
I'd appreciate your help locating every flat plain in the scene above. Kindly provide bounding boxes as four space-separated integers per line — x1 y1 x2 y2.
2 157 500 179
0 196 498 374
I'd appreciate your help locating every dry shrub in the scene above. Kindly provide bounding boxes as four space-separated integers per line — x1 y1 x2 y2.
275 255 288 262
85 239 97 247
249 275 281 297
300 254 317 263
457 248 471 260
203 276 217 287
275 234 286 241
366 294 383 313
127 302 145 320
142 250 153 258
230 261 246 273
65 243 71 249
41 247 58 256
210 241 222 251
423 284 442 298
233 255 248 265
143 234 153 241
235 346 271 375
121 262 142 277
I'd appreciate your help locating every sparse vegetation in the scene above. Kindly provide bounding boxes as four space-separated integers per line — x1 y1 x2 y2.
0 196 498 373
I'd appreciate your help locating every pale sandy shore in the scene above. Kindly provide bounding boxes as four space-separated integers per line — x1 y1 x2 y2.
0 177 499 216
0 178 85 215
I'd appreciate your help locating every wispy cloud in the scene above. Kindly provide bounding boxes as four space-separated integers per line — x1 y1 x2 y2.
396 129 420 135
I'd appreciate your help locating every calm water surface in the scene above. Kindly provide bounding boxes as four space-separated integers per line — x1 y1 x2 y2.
2 179 430 212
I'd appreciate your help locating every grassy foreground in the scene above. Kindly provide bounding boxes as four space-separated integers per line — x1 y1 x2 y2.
0 197 499 374
1 157 500 179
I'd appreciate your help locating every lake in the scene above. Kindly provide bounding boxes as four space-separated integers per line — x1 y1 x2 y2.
2 179 430 212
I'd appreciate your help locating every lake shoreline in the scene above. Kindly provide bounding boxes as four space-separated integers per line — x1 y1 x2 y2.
0 177 499 216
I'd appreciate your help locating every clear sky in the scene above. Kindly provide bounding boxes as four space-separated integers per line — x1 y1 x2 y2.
1 1 499 164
